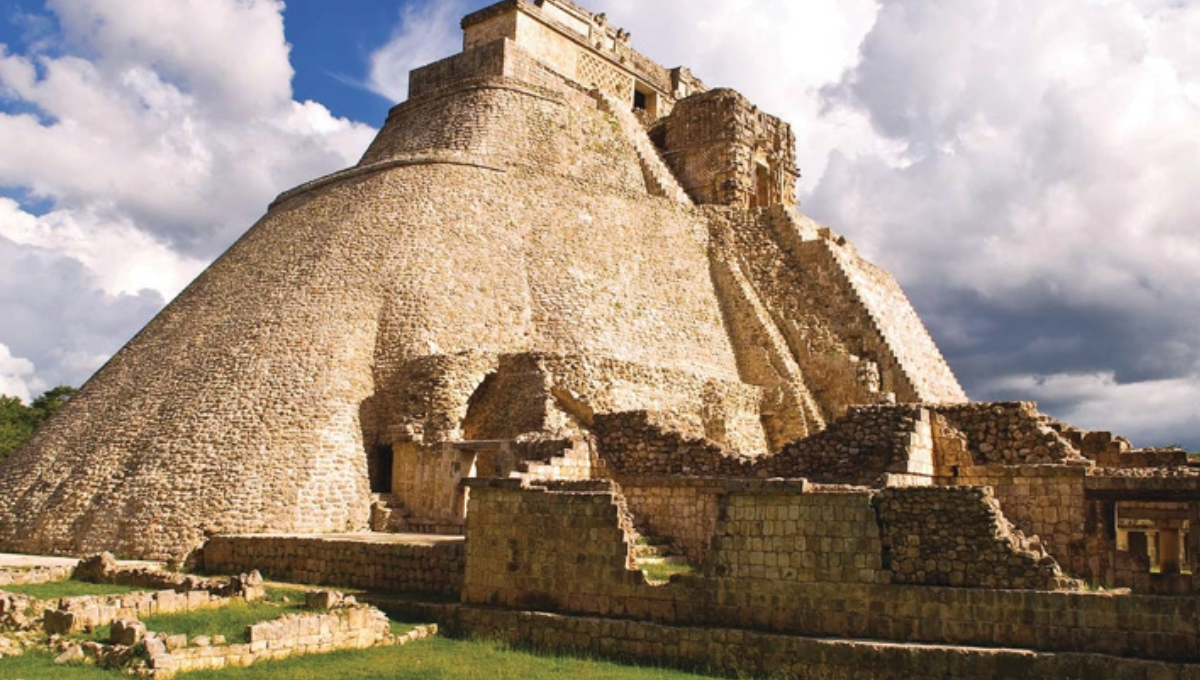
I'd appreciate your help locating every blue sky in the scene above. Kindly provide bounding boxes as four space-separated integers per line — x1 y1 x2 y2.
0 0 1198 449
282 1 416 125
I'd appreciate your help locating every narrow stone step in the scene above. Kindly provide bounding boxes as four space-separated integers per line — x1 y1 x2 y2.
591 88 691 205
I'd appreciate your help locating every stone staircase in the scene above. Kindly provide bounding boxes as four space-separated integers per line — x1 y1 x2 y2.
510 439 594 483
757 205 965 405
821 239 967 404
369 494 410 533
591 88 693 205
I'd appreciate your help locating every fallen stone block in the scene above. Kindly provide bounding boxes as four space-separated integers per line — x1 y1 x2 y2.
54 643 85 665
110 618 146 646
74 553 118 583
43 609 77 635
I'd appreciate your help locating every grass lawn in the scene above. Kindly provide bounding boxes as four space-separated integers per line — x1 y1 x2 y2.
0 632 724 680
0 651 109 680
184 636 719 680
136 598 307 644
0 580 144 600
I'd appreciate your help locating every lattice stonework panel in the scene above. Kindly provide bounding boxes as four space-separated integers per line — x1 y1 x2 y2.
578 51 633 102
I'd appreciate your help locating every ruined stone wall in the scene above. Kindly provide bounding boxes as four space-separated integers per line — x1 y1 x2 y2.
461 482 1200 662
876 486 1074 589
202 535 464 596
769 406 932 485
953 465 1091 578
0 565 73 587
594 404 930 486
463 481 643 612
148 607 400 678
933 402 1082 465
42 589 230 635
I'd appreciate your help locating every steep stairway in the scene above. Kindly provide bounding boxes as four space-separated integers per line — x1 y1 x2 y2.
510 439 594 483
591 88 693 205
369 494 410 533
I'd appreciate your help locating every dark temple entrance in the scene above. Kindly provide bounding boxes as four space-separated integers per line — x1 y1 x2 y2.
368 444 394 494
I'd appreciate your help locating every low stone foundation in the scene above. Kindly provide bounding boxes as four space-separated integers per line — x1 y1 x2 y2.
202 533 464 595
43 589 234 635
0 565 74 587
452 606 1200 680
144 607 419 679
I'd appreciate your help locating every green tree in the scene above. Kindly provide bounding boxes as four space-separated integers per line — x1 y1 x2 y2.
0 395 36 464
31 385 76 420
0 386 76 465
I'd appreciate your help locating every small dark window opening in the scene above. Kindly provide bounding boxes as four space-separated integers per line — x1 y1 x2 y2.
633 88 648 110
368 444 394 494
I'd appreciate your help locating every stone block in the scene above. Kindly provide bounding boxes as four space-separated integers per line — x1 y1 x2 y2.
43 609 77 635
110 619 146 646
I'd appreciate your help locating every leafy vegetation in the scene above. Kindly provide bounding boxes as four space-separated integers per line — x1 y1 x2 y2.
0 579 142 600
0 385 76 463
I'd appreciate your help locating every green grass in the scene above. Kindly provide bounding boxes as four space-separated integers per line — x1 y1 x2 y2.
640 562 696 584
0 628 728 680
137 598 307 644
0 580 143 599
182 636 719 680
0 651 119 679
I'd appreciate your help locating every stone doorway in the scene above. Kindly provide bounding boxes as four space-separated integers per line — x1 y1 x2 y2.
368 444 394 494
753 162 773 208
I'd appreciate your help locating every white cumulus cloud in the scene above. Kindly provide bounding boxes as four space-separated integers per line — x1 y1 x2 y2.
0 343 38 403
367 0 478 103
0 0 378 398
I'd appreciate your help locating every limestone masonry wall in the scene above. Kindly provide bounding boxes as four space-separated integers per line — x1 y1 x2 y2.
461 482 1200 662
705 487 888 585
619 479 724 563
933 402 1083 465
146 606 402 679
0 565 73 587
203 535 464 596
875 486 1075 589
594 404 931 486
954 465 1091 578
42 589 230 636
455 607 1200 680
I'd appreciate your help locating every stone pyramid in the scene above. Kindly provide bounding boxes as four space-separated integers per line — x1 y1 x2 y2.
0 0 965 560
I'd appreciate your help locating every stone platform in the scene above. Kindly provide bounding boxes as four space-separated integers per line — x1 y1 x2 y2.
201 533 465 596
0 553 161 570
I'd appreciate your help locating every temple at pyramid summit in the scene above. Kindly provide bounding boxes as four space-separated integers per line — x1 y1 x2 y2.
4 2 1200 677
